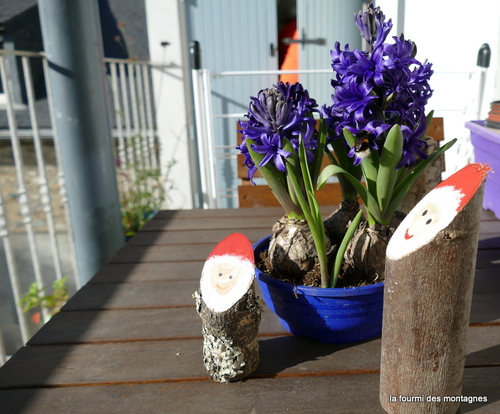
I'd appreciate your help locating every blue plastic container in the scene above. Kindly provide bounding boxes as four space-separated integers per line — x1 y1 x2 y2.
254 235 384 344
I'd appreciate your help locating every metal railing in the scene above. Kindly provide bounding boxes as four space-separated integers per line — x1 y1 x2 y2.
0 49 159 364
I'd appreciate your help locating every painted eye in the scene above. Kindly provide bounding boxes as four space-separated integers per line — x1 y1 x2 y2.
229 275 233 279
218 273 223 277
426 218 432 225
422 210 428 216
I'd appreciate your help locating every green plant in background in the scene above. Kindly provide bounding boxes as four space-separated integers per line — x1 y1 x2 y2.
118 159 175 238
119 166 165 238
20 277 69 324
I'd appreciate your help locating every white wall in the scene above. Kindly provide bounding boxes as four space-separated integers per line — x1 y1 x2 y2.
145 0 196 209
378 0 500 176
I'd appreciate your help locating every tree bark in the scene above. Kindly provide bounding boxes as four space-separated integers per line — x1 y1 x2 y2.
195 288 261 382
380 165 488 413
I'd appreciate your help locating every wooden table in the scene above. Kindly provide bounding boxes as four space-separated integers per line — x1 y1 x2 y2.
1 206 499 413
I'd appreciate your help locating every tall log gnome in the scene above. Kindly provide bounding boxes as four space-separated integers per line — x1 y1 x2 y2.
195 233 261 382
380 163 491 414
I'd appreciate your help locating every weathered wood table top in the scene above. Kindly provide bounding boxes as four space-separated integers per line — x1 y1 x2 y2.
1 206 499 413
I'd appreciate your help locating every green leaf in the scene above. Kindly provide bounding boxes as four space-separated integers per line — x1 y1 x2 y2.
376 124 404 213
318 164 382 223
326 136 361 201
299 137 315 197
329 130 350 171
383 138 457 223
318 165 366 202
343 127 356 147
360 148 379 198
285 150 330 288
330 209 363 288
343 128 378 195
310 119 327 184
247 138 302 218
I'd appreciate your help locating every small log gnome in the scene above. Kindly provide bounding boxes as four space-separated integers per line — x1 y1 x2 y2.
380 163 491 414
195 233 261 382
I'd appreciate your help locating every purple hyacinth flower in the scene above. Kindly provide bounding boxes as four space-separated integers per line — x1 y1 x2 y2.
354 3 393 51
237 82 318 182
324 3 434 169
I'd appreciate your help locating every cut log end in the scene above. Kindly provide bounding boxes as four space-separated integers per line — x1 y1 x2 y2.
387 163 492 261
200 254 255 313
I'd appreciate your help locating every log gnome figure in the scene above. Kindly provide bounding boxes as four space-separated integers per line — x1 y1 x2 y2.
195 233 261 382
380 163 492 414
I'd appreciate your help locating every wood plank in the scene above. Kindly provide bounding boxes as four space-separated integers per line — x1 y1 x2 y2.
473 268 500 294
64 273 500 326
127 228 271 246
0 374 386 414
2 326 499 389
90 262 204 283
153 206 285 220
481 209 499 221
479 220 500 238
27 308 286 345
61 281 200 311
478 236 500 249
475 249 500 269
118 233 498 265
238 182 343 208
108 244 213 263
0 337 381 388
151 204 491 222
64 270 500 325
28 282 500 344
470 293 500 324
141 215 279 232
1 366 498 414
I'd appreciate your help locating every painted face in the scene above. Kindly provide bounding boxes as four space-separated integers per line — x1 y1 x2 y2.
200 254 255 313
404 202 442 241
387 186 464 260
211 262 243 295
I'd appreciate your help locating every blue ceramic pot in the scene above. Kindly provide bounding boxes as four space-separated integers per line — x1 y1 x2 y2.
253 235 384 344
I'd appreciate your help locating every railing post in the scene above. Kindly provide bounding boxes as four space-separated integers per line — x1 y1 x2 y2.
38 0 124 286
190 41 217 209
476 43 491 120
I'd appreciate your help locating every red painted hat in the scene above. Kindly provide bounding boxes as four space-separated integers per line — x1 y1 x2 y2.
206 233 254 264
435 163 492 211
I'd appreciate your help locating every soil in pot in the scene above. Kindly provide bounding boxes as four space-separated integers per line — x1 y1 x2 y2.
256 249 383 288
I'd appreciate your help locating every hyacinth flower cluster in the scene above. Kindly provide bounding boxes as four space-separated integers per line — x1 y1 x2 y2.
238 82 326 220
319 3 456 226
238 82 333 287
237 4 456 288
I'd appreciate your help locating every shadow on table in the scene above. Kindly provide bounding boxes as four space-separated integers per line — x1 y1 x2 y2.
0 210 180 411
255 334 380 377
478 236 500 250
460 343 500 413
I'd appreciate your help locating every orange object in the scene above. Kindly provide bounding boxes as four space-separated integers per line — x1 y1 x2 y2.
279 19 299 84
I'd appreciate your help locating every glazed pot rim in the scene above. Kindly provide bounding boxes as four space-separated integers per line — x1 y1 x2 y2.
253 234 384 297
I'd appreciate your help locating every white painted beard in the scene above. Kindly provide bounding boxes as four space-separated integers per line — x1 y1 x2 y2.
200 254 255 313
387 185 464 260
